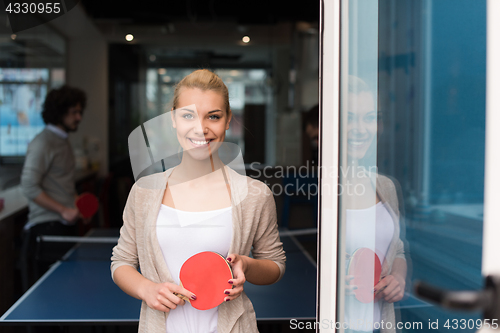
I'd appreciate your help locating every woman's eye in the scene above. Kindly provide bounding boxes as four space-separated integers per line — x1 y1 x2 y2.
182 113 194 119
364 114 377 122
209 115 221 120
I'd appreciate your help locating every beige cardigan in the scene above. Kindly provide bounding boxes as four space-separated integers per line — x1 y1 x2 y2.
375 174 407 333
111 166 286 333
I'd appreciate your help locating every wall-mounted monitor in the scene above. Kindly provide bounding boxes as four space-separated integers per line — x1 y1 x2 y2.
0 68 64 158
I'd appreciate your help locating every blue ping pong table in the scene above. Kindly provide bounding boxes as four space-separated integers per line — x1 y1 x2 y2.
0 229 317 325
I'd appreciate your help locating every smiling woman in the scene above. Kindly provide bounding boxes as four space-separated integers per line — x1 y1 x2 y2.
171 89 231 162
340 76 407 333
111 69 286 333
346 76 378 161
166 77 233 211
170 70 232 166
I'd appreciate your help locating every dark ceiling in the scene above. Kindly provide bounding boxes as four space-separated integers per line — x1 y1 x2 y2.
80 0 319 25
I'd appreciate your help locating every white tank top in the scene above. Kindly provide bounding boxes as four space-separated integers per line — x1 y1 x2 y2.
156 204 233 333
344 201 395 331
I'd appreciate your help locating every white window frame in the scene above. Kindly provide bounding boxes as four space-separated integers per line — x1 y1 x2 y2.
318 0 342 331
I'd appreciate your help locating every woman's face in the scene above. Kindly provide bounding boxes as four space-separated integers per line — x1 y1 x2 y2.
346 91 377 160
171 88 231 161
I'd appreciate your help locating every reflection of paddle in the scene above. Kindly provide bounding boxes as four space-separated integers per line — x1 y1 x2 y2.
174 251 233 310
347 248 382 303
75 192 99 219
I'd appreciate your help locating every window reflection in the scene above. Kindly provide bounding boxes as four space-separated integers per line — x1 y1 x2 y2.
340 76 408 333
337 0 486 332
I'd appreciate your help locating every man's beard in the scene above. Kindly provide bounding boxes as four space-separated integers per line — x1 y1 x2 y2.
61 122 78 132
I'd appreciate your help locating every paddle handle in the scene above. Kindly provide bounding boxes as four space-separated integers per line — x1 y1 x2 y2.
173 292 191 303
174 281 191 304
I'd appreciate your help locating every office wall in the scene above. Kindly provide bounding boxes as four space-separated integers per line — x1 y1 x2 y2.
67 38 108 175
50 4 109 175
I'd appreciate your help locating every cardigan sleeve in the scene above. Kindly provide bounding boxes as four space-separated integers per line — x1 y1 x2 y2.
387 176 407 262
377 174 408 262
250 185 286 283
394 239 405 260
110 183 139 281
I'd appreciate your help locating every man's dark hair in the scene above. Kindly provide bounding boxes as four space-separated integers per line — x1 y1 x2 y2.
303 104 319 132
42 85 86 125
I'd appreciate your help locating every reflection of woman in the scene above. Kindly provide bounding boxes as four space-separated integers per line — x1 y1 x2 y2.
344 77 407 333
111 70 286 333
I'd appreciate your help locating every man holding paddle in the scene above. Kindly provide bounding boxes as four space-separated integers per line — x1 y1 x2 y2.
20 85 91 286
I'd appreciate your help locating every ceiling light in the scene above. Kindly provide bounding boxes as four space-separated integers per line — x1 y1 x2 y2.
10 34 16 40
242 36 250 43
149 55 156 61
125 34 134 42
158 68 167 75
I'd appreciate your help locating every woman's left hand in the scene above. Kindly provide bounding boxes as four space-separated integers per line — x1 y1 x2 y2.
374 274 405 303
224 254 248 302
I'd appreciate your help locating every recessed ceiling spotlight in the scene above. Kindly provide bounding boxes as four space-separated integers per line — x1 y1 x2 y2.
11 34 16 40
125 34 134 42
158 68 167 75
242 36 250 43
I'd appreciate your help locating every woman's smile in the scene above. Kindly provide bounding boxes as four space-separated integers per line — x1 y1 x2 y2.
348 136 372 150
188 137 214 147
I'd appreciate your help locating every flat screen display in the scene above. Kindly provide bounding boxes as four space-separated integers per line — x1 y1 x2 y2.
0 68 52 156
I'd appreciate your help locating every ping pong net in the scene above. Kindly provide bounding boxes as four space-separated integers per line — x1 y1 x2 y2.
35 229 120 262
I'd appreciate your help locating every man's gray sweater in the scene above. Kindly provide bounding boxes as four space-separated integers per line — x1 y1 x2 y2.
21 127 76 229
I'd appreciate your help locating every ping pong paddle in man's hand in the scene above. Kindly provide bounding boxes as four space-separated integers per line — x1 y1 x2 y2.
175 251 233 310
347 248 382 303
75 192 99 219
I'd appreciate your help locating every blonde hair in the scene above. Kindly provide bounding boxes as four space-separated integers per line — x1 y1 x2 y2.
172 69 231 117
348 75 372 95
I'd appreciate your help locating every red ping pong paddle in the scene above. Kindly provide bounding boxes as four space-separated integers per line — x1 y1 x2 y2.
75 192 99 219
175 251 233 310
347 247 382 303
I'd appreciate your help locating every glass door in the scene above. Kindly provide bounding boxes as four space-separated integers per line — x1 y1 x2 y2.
319 0 499 331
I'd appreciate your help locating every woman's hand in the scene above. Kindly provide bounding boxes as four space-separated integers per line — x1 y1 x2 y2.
224 254 248 302
345 275 357 296
374 274 405 303
139 280 196 313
